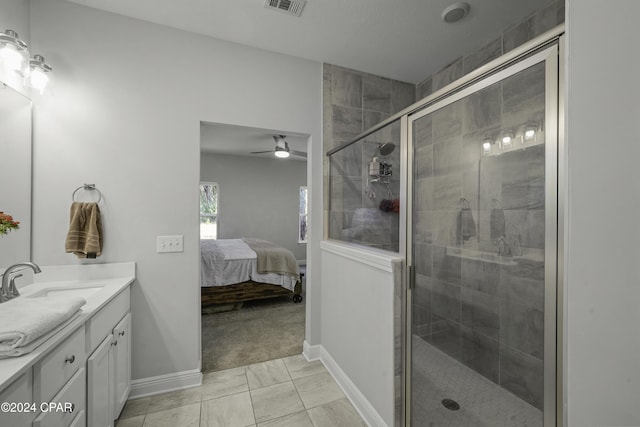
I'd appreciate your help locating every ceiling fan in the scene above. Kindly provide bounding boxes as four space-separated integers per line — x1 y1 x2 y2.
251 135 307 159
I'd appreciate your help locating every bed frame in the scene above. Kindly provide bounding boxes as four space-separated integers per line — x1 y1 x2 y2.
201 279 303 309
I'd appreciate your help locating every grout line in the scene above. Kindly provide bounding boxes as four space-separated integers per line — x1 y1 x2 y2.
247 387 258 427
201 388 251 403
282 356 294 378
290 375 308 411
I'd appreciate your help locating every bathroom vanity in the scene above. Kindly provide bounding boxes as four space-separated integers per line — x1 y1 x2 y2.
0 262 135 427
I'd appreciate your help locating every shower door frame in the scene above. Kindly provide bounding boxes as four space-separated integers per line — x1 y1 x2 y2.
402 35 563 427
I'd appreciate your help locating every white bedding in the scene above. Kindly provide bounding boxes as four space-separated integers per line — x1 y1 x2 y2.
200 239 298 292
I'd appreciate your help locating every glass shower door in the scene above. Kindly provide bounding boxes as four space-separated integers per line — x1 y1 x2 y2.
407 45 558 426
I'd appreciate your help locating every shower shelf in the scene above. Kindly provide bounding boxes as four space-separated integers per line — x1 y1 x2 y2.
445 247 518 266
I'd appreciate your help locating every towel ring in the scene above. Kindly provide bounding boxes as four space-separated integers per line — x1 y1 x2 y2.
72 184 102 203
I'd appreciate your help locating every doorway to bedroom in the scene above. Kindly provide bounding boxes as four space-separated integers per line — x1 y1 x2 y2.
198 121 308 373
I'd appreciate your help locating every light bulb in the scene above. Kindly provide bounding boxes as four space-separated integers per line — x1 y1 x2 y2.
521 123 538 143
30 68 49 92
275 150 289 158
481 140 492 155
0 45 24 72
499 130 514 149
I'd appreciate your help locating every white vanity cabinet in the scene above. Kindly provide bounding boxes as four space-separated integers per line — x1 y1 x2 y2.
0 263 135 427
86 287 131 427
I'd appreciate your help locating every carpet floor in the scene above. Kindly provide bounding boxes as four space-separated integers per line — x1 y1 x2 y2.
201 296 305 373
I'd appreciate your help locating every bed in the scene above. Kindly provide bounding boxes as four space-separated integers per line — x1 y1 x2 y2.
200 238 303 308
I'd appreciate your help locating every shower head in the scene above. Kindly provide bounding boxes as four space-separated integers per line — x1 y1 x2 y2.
377 142 395 156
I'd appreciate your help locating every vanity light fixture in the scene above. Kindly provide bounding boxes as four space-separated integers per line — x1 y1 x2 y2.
29 54 52 93
0 29 53 92
483 123 543 157
0 29 29 74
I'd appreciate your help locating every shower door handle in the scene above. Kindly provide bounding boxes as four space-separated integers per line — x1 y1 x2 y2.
407 265 415 290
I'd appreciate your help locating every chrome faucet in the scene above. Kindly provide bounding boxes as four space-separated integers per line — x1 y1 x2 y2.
1 262 41 303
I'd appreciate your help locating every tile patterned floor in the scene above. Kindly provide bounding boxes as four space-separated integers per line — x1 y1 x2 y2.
411 335 542 427
116 355 367 427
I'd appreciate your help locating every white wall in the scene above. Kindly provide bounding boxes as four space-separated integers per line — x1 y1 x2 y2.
565 1 640 425
320 242 400 426
27 0 322 382
200 152 307 261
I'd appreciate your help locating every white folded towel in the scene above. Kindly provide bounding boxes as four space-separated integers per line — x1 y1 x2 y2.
0 296 85 353
0 311 81 359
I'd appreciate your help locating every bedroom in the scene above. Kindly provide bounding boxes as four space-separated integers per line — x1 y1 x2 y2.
198 122 308 372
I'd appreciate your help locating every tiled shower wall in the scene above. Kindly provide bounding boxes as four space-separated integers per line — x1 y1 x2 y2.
328 122 403 251
323 64 415 251
416 0 565 99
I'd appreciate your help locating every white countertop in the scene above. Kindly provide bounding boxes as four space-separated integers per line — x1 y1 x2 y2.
0 262 135 391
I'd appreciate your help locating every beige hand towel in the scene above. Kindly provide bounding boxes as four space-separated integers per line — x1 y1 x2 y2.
65 202 103 258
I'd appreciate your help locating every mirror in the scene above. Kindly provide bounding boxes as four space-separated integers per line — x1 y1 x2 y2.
0 83 32 267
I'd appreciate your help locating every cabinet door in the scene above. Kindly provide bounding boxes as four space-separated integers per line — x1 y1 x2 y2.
33 368 86 427
87 335 113 427
0 370 34 427
112 313 131 420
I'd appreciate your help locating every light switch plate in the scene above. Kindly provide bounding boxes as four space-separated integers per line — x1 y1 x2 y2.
157 235 184 253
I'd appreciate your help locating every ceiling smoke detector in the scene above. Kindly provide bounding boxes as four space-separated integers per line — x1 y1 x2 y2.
264 0 307 17
441 2 470 23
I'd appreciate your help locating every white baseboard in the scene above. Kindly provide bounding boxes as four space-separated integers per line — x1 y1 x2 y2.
302 340 322 361
129 369 202 399
302 342 388 427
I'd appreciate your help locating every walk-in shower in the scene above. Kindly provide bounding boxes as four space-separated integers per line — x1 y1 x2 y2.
327 27 563 427
406 40 559 426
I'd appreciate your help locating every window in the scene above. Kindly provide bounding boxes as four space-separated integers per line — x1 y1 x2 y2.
299 186 308 243
200 182 218 239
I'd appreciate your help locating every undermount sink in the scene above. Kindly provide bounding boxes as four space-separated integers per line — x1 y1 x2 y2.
26 284 105 299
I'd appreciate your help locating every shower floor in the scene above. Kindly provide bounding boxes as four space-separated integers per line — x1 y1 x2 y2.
411 335 542 427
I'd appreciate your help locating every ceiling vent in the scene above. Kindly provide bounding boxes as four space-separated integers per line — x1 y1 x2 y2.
264 0 307 17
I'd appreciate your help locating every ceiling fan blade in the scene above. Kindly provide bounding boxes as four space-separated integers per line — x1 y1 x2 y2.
250 150 275 154
290 150 308 158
